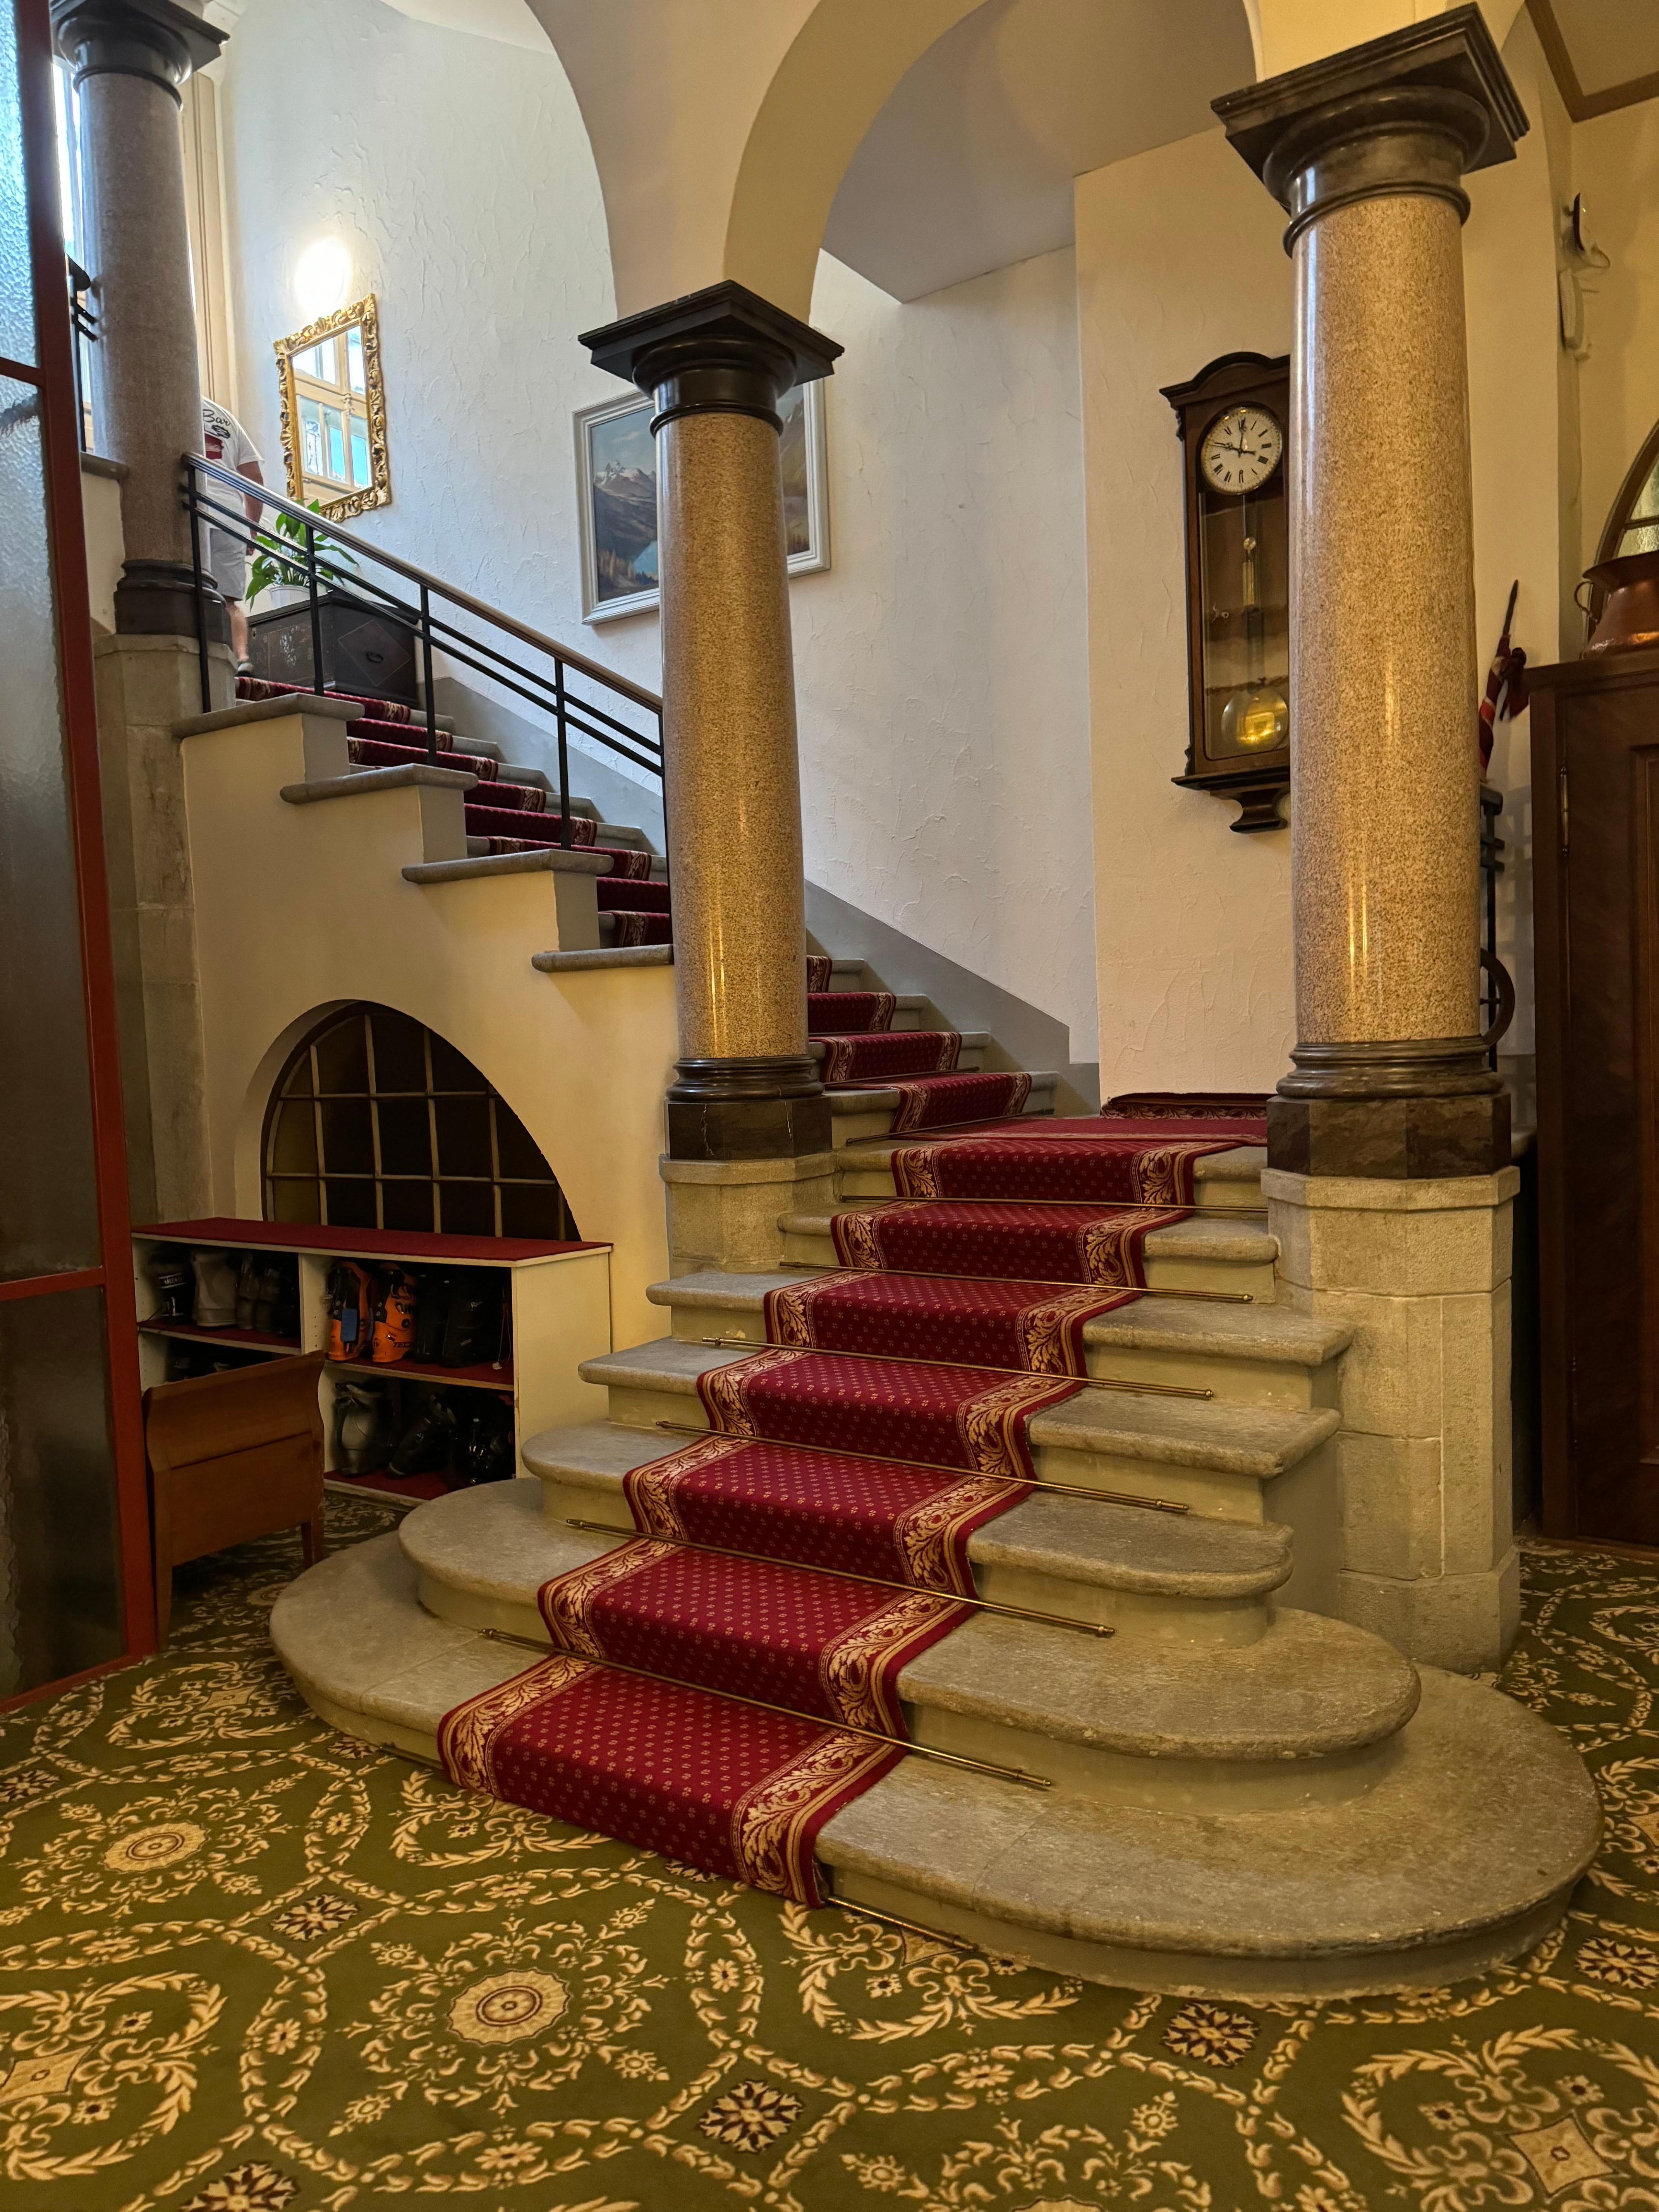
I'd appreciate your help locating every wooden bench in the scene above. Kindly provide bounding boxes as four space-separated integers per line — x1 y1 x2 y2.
143 1352 327 1643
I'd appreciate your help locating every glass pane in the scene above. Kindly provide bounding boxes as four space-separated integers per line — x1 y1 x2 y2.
0 3 34 366
494 1100 553 1180
435 1095 490 1176
376 1096 432 1176
283 1052 314 1097
300 394 324 476
313 1014 368 1094
429 1034 487 1091
346 325 365 394
349 417 369 488
324 405 347 481
319 1097 374 1175
0 374 100 1279
0 1287 122 1697
369 1010 425 1091
267 1176 321 1224
269 1099 318 1175
380 1179 434 1233
323 1177 376 1228
501 1182 573 1241
437 1181 493 1237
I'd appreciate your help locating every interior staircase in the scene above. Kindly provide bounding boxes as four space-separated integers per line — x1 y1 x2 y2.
270 708 1598 1996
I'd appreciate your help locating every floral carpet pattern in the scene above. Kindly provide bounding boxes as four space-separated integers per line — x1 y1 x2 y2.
0 1503 1655 2212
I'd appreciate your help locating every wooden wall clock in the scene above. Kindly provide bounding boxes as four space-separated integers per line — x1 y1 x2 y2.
1162 351 1291 832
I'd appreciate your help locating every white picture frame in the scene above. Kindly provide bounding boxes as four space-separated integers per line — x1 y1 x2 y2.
575 379 830 624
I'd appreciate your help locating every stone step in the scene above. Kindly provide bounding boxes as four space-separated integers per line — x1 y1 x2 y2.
835 1141 1265 1205
644 1269 1346 1413
572 1337 1340 1573
396 1480 1412 1813
271 1534 1598 1998
826 1072 1058 1145
522 1421 1294 1643
808 1030 991 1073
775 1206 1279 1300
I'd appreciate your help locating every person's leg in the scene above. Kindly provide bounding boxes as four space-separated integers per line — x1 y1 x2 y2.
226 597 249 662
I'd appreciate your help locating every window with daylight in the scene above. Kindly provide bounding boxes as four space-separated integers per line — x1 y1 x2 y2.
290 324 372 498
263 1005 577 1240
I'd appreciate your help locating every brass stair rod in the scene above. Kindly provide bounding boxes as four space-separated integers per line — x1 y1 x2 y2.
559 1516 1113 1640
694 1335 1209 1401
841 1196 1266 1216
775 1261 1252 1304
649 1419 1192 1514
477 1628 1051 1790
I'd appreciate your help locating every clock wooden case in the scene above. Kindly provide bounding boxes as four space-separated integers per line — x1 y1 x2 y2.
1162 351 1291 833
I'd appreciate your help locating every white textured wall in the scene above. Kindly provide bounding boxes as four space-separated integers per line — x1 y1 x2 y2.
800 249 1096 1054
215 0 1098 1057
216 0 661 718
1075 127 1295 1096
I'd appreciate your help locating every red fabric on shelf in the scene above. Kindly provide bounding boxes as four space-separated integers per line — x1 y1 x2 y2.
807 991 896 1033
697 1344 1075 1480
621 1432 1023 1599
817 1031 962 1080
538 1538 965 1738
830 1200 1172 1286
763 1268 1137 1375
440 1654 898 1905
891 1134 1233 1205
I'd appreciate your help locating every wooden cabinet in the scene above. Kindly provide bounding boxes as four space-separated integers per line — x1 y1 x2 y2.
1530 645 1659 1544
131 1218 612 1498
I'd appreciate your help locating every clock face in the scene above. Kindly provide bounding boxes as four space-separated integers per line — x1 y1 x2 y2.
1199 405 1283 496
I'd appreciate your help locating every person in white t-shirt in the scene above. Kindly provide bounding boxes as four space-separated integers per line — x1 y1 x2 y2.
200 397 264 665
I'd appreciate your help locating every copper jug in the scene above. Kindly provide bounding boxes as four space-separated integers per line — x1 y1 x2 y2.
1583 548 1659 653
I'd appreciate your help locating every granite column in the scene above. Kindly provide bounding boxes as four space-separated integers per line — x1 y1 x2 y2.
1217 10 1530 1668
582 283 840 1191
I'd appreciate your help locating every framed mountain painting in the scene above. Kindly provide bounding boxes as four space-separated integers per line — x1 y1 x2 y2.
575 381 829 623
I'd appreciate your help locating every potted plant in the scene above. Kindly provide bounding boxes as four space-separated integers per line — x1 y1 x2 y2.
247 502 357 611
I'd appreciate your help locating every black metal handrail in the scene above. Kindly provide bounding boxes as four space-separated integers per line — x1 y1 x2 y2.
182 452 663 849
67 256 96 453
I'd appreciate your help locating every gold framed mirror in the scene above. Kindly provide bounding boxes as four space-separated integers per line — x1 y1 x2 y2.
274 293 391 519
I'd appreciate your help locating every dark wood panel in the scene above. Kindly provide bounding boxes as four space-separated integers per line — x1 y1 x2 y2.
1532 649 1659 1543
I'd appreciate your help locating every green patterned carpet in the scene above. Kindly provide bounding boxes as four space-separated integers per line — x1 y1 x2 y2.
1 1496 1656 2212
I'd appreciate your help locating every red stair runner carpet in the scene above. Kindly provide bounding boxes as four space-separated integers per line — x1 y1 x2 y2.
764 1270 1136 1375
830 1199 1171 1286
890 1133 1234 1205
817 1030 962 1080
441 1656 898 1905
807 990 896 1032
621 1432 1023 1598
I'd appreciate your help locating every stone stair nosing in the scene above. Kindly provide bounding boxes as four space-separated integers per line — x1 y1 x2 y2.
774 1206 1280 1300
269 1534 1600 2000
521 1415 1295 1643
395 1478 1415 1814
573 1336 1341 1547
644 1268 1348 1413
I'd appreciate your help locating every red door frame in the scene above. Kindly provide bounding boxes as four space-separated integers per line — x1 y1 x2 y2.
0 0 155 1709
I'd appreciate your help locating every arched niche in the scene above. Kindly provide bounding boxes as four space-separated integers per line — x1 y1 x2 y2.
262 1002 577 1242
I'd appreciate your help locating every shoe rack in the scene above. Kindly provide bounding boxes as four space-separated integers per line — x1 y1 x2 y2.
130 1218 613 1496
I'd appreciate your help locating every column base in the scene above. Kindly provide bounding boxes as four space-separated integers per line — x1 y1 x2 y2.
1268 1091 1510 1178
661 1151 836 1274
666 1055 830 1162
1338 1555 1522 1677
115 558 227 644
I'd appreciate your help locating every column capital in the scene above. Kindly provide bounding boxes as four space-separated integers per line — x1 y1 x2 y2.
52 0 225 102
580 280 842 433
1214 3 1527 247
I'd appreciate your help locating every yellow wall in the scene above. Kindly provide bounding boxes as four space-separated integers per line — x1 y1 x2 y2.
178 712 676 1349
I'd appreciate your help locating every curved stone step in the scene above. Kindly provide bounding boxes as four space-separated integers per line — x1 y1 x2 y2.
836 1141 1265 1207
573 1335 1341 1595
271 1535 1598 1998
522 1425 1294 1642
776 1207 1279 1298
395 1485 1412 1810
646 1269 1345 1411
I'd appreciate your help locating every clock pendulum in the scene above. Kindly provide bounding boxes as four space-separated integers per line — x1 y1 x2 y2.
1221 516 1289 753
